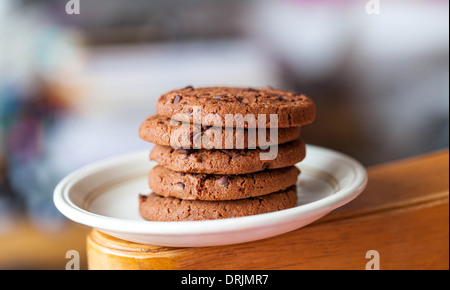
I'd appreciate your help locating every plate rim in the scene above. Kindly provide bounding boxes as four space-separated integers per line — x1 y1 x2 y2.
53 144 368 235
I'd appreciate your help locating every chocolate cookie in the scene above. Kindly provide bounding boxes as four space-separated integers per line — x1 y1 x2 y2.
139 187 298 221
156 87 316 128
150 139 306 175
148 165 300 201
139 115 302 149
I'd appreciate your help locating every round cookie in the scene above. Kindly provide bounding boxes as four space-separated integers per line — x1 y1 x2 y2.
139 187 298 221
150 139 306 175
148 165 300 201
156 86 316 128
139 115 302 149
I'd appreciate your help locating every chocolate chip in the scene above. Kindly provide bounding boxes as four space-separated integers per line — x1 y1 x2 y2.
202 125 211 131
247 88 258 92
220 149 230 155
197 174 207 181
184 85 194 91
215 95 225 99
173 95 182 104
187 108 193 114
235 96 244 103
262 163 268 170
177 182 185 189
231 153 242 159
179 148 192 154
180 172 186 177
293 94 305 101
219 176 229 186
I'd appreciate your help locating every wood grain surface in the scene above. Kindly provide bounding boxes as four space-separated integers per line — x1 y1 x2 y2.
87 150 449 270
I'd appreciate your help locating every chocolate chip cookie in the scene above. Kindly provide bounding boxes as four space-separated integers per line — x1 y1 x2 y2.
148 165 300 201
156 87 316 128
139 187 298 221
139 115 302 149
149 139 306 175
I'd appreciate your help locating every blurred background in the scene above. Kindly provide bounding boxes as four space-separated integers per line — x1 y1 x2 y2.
0 0 448 269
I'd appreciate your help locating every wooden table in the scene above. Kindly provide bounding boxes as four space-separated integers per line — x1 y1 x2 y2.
87 150 449 270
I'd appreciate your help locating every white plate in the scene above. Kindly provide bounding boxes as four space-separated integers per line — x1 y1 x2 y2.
54 145 367 247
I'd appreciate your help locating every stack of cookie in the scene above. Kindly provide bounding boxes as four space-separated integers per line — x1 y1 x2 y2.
138 87 315 221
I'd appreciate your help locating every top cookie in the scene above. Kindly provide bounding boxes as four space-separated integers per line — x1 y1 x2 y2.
156 86 316 128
